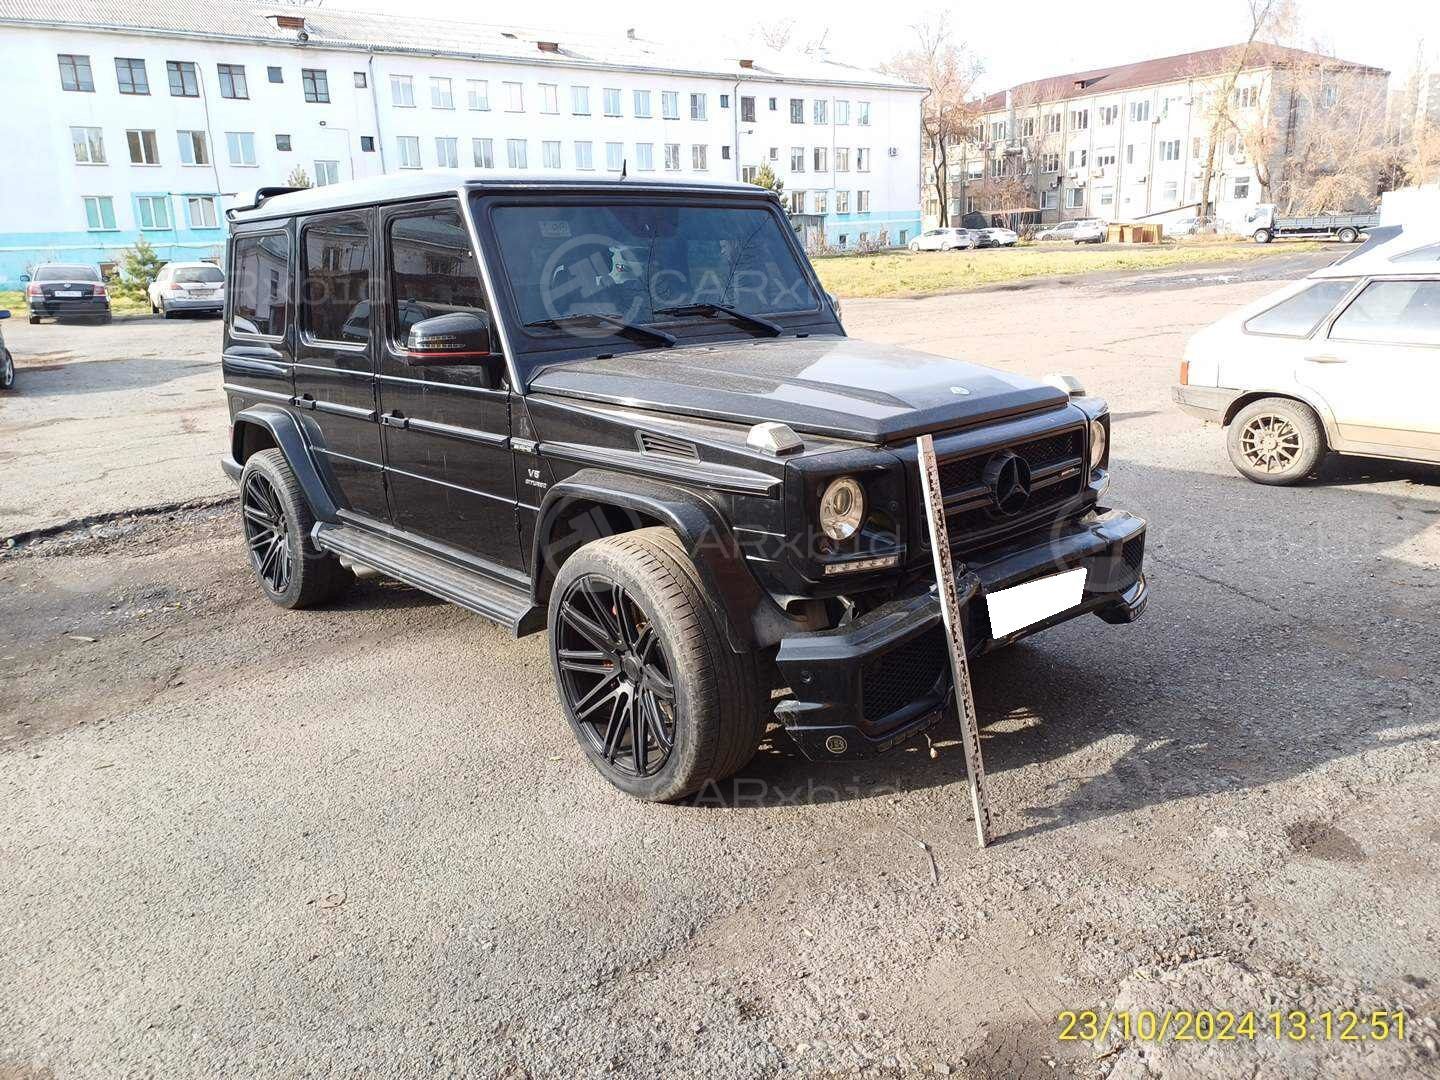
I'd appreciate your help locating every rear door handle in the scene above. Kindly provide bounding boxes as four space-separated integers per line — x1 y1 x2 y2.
1304 354 1347 364
380 412 407 428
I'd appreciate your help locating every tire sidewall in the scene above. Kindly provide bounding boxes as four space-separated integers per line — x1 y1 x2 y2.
1 350 13 390
239 452 309 606
1227 399 1323 485
548 541 709 802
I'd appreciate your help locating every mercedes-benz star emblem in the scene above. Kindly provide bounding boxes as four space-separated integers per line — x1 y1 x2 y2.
982 450 1032 515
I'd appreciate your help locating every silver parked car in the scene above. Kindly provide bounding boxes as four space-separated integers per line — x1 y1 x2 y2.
149 261 225 318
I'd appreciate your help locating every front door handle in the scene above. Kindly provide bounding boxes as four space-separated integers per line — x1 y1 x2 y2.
1304 354 1347 364
380 411 407 428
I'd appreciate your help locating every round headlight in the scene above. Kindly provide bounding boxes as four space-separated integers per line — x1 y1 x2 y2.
1089 418 1108 470
819 476 866 541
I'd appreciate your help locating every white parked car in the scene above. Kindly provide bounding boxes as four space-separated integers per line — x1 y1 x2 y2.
978 227 1018 248
1173 227 1440 484
1072 219 1107 244
148 261 225 318
908 227 978 252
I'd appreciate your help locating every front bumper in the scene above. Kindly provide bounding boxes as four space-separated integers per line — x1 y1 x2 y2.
1172 384 1243 423
774 509 1148 761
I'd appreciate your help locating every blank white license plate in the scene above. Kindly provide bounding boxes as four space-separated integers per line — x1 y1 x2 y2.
56 290 82 297
985 566 1088 638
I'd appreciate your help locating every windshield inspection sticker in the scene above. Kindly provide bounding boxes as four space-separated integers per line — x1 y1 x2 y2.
539 220 571 239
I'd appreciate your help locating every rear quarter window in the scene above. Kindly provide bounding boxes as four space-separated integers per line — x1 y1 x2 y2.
1243 280 1354 337
230 233 291 338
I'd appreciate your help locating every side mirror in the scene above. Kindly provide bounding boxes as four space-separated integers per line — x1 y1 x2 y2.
0 310 10 320
403 311 497 366
18 274 30 283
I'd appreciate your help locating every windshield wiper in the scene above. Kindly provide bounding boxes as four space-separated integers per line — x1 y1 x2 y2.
524 313 676 348
652 303 783 338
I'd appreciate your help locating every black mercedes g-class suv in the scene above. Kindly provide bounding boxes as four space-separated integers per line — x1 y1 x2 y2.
221 175 1147 801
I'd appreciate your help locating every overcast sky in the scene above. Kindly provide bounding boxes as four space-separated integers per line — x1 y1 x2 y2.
327 0 1439 91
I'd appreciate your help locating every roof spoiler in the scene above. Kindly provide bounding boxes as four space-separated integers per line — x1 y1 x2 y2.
226 185 306 220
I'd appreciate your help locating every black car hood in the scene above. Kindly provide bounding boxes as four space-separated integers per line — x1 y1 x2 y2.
528 336 1068 444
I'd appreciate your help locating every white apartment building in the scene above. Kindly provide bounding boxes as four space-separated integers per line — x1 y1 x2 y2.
927 44 1389 231
0 1 925 286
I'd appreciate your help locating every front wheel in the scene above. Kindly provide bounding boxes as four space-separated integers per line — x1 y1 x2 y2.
0 349 14 390
548 528 766 802
239 449 353 608
1253 228 1273 244
1227 397 1324 485
1337 227 1359 243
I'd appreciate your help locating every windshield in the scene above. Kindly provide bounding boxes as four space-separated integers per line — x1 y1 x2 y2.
174 266 223 283
36 265 100 282
490 201 819 341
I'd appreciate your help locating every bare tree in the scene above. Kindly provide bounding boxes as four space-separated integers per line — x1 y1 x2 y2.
756 19 796 51
884 16 983 227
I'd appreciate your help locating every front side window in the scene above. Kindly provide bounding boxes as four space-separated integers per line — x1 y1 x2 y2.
231 232 290 337
302 216 370 344
167 61 199 97
218 63 248 99
1330 281 1440 347
71 126 106 164
116 58 149 95
1244 280 1354 337
387 208 488 344
83 196 116 230
302 68 329 103
59 54 94 92
489 201 819 362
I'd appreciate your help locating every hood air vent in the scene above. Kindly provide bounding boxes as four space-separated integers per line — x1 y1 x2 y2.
637 431 700 460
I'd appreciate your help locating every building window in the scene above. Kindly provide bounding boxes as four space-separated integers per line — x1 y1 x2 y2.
226 131 256 166
218 64 248 99
571 85 591 115
664 143 680 171
856 191 870 213
177 130 210 166
814 192 827 214
661 91 680 119
768 146 779 161
857 148 870 173
790 146 805 172
574 140 593 170
720 93 730 109
71 126 106 164
314 160 340 186
467 80 489 111
1233 176 1251 199
606 141 624 171
857 101 871 126
690 93 707 120
604 88 623 116
1096 150 1116 168
836 191 849 213
1129 100 1150 122
1018 116 1036 138
635 142 654 171
507 138 527 168
167 61 199 97
541 140 561 169
473 138 494 168
435 137 458 168
540 84 559 114
990 158 1004 178
504 82 524 112
431 77 454 110
1046 112 1061 134
1321 85 1337 108
1159 139 1181 162
1066 187 1084 209
1097 187 1114 207
115 58 149 95
813 147 828 172
58 54 94 92
82 196 116 230
740 96 755 122
813 100 828 124
1070 108 1088 130
391 75 414 107
691 144 707 170
835 100 849 125
136 195 171 229
1099 105 1118 125
275 134 292 151
187 196 220 228
397 136 421 169
1041 190 1058 210
360 136 375 152
787 191 805 214
1041 151 1059 172
1234 85 1258 109
633 90 652 118
789 98 804 123
741 165 757 183
302 69 329 103
267 66 283 84
353 72 367 89
1068 148 1088 169
1162 180 1179 201
837 234 847 249
990 121 1007 141
835 147 850 172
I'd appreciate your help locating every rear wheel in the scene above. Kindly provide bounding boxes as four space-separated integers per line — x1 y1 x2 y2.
548 527 766 802
239 449 353 608
1227 397 1324 485
1337 226 1359 243
1253 228 1273 244
1 349 14 390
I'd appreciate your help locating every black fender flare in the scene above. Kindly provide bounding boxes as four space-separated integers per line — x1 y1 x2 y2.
230 404 339 523
531 469 796 652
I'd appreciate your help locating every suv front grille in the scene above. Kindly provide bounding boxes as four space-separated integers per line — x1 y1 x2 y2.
861 628 948 723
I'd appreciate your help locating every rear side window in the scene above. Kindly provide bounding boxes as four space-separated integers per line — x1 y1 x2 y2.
1243 280 1353 337
387 207 488 342
302 216 370 344
230 234 290 337
1330 280 1440 347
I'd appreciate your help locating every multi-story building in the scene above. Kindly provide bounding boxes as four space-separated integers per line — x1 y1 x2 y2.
925 44 1389 231
0 0 924 285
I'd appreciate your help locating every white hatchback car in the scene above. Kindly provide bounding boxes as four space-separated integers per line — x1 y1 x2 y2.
1173 227 1440 484
908 227 978 252
148 261 225 318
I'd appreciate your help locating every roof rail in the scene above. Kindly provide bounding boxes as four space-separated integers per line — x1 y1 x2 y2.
226 185 306 220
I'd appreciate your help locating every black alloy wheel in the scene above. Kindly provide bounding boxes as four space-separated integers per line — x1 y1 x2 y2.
556 573 678 779
242 470 293 595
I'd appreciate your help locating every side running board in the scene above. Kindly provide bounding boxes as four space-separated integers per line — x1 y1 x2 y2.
312 522 543 636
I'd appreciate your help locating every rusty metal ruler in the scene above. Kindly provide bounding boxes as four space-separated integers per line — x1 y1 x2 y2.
917 433 994 849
